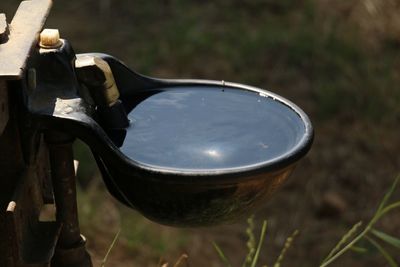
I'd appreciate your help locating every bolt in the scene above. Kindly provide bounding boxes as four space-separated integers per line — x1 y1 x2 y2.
39 28 62 49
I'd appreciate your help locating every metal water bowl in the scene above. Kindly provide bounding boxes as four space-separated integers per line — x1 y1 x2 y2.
26 43 313 227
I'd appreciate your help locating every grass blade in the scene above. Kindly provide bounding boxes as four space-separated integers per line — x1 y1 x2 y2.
349 245 368 254
320 175 400 267
251 220 268 267
377 176 400 213
371 229 400 249
101 229 121 267
213 242 233 267
243 215 256 267
321 221 363 263
366 236 398 267
273 230 299 267
173 254 188 267
376 201 400 221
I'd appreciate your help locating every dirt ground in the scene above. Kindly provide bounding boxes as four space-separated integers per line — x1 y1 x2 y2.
2 1 400 266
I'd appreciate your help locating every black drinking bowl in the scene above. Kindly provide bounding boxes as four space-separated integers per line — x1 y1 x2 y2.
25 47 313 227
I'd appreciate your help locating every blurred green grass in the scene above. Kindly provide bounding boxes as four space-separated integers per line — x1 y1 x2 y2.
47 0 400 123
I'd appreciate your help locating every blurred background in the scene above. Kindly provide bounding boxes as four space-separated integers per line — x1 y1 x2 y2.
2 0 400 266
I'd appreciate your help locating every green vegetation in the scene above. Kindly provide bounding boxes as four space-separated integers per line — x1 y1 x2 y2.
72 0 399 123
213 176 400 267
213 217 298 267
321 176 400 266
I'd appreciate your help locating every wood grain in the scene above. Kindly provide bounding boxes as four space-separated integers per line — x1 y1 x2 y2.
0 0 52 79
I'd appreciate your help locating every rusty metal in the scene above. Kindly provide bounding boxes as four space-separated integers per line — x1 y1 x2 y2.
45 132 92 267
45 133 80 248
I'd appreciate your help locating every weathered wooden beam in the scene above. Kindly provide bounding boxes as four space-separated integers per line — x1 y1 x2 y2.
7 164 60 267
0 0 52 79
0 0 52 135
0 13 9 43
0 109 26 267
0 1 55 266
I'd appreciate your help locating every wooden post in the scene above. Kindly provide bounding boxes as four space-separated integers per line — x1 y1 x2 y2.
0 1 61 266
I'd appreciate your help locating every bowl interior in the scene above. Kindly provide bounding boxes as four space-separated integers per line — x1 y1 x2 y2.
111 85 307 173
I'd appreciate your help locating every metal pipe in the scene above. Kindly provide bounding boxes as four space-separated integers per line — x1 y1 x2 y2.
45 131 92 267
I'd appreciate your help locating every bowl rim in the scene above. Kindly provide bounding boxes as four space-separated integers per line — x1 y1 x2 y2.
114 79 314 179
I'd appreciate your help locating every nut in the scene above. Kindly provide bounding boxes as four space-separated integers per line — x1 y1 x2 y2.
39 28 62 49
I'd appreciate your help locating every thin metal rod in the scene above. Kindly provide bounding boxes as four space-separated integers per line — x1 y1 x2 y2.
45 131 92 267
47 138 81 247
